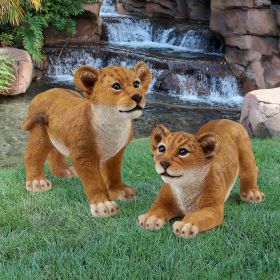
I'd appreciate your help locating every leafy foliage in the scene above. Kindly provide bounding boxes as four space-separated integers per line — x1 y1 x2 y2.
0 0 41 26
0 0 96 61
0 33 14 46
16 12 47 61
0 55 15 94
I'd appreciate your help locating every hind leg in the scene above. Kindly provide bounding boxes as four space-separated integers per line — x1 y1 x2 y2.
24 125 53 192
238 135 265 203
47 148 76 178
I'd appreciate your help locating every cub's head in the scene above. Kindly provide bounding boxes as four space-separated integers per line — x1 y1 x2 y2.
150 124 221 185
73 61 152 120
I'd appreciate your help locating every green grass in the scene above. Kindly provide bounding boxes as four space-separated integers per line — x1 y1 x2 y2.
0 138 280 279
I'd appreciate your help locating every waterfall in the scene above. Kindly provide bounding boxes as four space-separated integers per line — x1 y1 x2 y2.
45 0 243 107
100 0 123 17
102 17 223 55
46 46 242 107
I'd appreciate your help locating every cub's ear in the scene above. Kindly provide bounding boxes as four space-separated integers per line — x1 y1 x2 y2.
150 124 170 152
74 66 98 97
197 132 221 158
133 61 152 90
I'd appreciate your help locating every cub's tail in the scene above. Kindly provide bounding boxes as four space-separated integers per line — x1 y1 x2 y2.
21 113 48 131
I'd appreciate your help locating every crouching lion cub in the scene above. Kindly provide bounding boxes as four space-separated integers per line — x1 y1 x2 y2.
22 62 152 217
138 119 264 239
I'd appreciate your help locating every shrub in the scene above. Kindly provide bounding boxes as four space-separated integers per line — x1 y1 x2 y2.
0 55 15 95
0 0 96 61
0 33 14 47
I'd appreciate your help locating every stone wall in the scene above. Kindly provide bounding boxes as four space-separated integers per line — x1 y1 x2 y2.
210 0 280 93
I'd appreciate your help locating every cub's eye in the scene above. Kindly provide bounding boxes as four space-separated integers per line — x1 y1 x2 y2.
179 148 189 156
112 82 121 90
158 145 166 153
133 81 140 88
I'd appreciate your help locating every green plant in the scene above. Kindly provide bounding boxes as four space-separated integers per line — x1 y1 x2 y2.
0 0 41 25
0 32 14 46
0 55 15 94
16 12 47 61
0 0 96 61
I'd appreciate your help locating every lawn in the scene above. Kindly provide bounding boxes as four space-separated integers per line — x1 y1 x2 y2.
0 137 279 279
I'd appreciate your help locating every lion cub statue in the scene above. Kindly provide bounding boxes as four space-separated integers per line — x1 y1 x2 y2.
22 62 152 217
138 119 265 239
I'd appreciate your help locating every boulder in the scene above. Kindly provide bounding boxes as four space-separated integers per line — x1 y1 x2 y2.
0 47 33 96
240 87 280 136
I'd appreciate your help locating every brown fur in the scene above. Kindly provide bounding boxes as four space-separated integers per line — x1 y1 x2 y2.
22 62 152 217
138 119 265 238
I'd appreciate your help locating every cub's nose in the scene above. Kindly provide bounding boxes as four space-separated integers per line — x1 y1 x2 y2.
160 161 171 170
131 94 142 103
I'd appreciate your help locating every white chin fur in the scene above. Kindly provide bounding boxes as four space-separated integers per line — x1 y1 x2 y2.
155 163 164 174
161 175 181 184
120 110 143 119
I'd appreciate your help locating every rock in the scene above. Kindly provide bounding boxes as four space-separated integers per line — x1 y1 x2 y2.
264 55 280 88
240 87 280 136
225 35 275 55
211 0 254 10
230 63 247 78
225 47 262 66
242 60 266 92
210 0 279 93
119 0 176 17
211 0 271 11
272 5 280 26
0 47 33 96
156 70 211 95
32 54 48 81
118 0 210 20
83 1 102 19
254 0 271 7
44 15 100 45
211 9 277 36
185 0 211 21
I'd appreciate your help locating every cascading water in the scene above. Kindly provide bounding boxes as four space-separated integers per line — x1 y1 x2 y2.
46 0 243 107
99 0 121 17
102 17 223 55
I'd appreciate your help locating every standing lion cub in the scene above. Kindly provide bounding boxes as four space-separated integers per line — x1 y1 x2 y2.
22 62 152 217
138 119 265 239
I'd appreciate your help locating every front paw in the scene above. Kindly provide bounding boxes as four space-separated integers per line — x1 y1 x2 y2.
241 189 265 203
108 185 136 201
90 201 119 217
138 213 166 230
26 179 52 192
173 221 199 239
